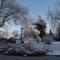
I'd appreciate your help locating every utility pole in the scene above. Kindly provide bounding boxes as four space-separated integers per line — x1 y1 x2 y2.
21 27 24 44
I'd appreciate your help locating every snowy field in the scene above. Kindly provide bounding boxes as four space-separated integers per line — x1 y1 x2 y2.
0 42 60 55
47 42 60 55
15 42 60 55
23 42 60 55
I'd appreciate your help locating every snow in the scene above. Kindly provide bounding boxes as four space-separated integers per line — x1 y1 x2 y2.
48 51 60 55
22 42 60 55
0 41 60 55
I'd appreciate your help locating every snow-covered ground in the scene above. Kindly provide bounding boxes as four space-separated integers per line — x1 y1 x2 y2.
10 42 60 55
22 42 60 55
31 42 60 55
0 42 60 55
47 42 60 55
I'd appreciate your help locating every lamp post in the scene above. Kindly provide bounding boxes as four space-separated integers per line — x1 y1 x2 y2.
21 27 24 44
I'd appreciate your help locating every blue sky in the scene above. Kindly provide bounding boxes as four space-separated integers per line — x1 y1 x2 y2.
16 0 56 19
16 0 56 32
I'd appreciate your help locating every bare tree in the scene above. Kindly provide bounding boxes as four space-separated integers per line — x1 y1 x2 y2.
48 0 60 33
0 0 28 27
54 22 60 41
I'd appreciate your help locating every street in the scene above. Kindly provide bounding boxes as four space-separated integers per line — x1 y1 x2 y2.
0 56 60 60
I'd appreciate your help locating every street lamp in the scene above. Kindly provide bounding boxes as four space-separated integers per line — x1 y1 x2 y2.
21 27 24 44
